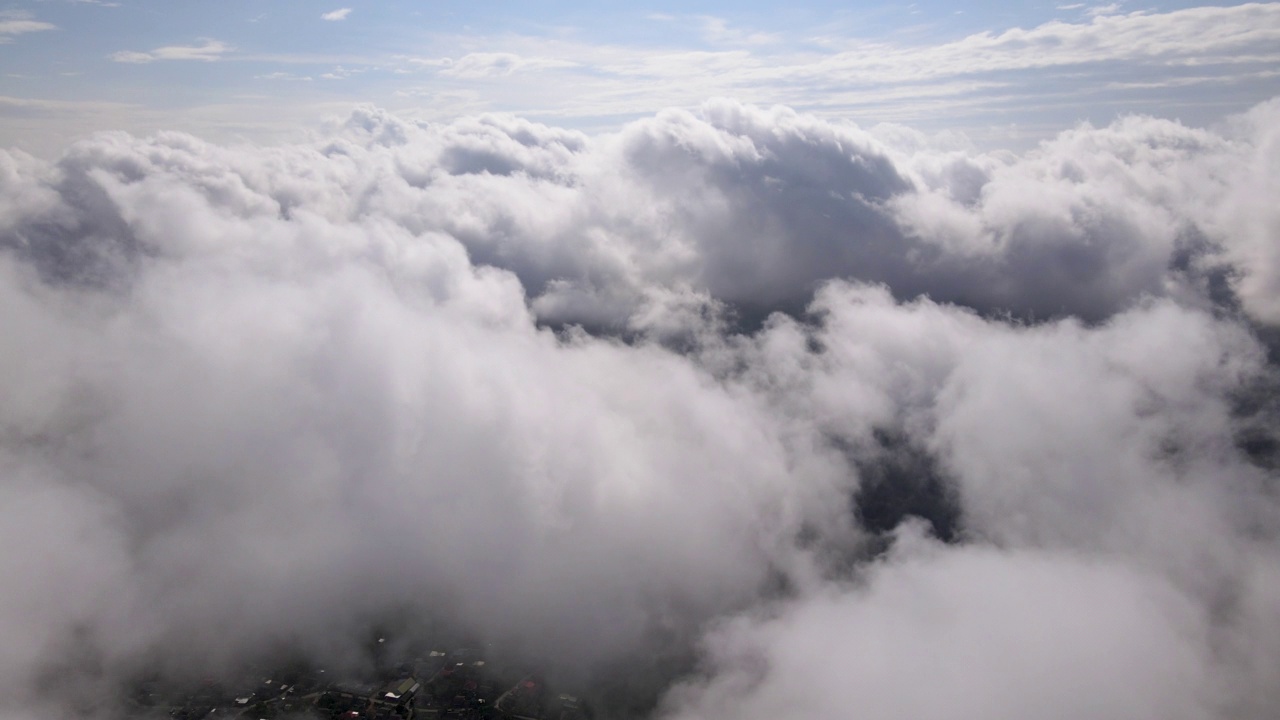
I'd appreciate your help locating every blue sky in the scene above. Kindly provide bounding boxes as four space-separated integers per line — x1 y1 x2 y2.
2 0 1278 154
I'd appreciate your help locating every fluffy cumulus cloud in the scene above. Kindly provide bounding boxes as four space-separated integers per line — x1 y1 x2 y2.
662 541 1218 720
0 98 1278 719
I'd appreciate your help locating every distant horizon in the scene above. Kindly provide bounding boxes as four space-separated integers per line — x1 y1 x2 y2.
3 1 1279 155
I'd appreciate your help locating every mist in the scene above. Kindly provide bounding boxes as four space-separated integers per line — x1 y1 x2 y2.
1 97 1279 719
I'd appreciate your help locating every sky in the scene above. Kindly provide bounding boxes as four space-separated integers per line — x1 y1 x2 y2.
2 0 1279 154
2 4 1280 720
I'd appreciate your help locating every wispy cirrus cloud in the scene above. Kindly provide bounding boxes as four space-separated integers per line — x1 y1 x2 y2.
1088 3 1125 16
379 3 1280 132
777 3 1280 85
0 94 136 115
699 15 780 45
410 52 579 78
109 39 231 63
255 71 313 82
7 3 1279 155
646 14 780 45
0 18 56 43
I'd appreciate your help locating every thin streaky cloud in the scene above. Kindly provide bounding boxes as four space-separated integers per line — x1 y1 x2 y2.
1088 3 1124 16
374 2 1278 127
0 19 57 39
417 52 580 78
322 8 353 21
109 39 231 63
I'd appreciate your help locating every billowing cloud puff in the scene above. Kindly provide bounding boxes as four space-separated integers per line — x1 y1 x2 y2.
0 99 1278 719
659 285 1280 719
15 99 1277 328
663 539 1218 720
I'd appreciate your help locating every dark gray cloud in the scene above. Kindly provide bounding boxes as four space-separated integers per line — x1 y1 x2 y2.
0 98 1278 719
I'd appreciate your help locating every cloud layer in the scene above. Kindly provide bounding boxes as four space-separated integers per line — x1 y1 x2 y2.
0 99 1278 719
388 4 1280 128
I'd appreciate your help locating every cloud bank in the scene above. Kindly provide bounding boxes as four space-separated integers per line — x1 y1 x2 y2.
0 98 1279 719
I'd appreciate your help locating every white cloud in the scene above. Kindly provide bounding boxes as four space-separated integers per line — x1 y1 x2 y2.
700 15 780 45
0 98 1278 719
0 19 56 41
788 3 1280 85
374 4 1280 128
664 538 1217 720
415 52 579 78
106 49 153 63
5 4 1276 154
0 95 135 114
321 7 352 21
255 71 313 82
108 39 231 63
